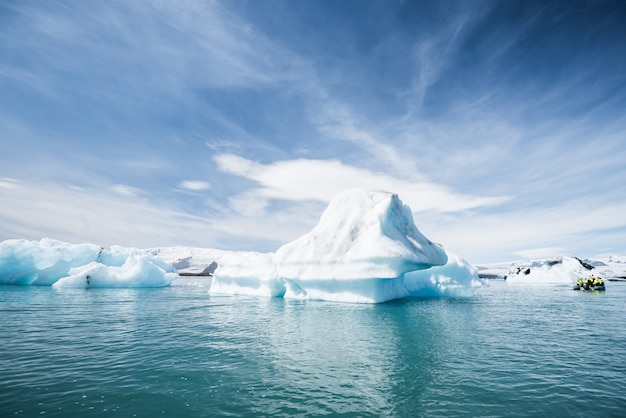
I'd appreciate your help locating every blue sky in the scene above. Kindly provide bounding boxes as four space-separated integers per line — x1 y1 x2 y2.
1 0 625 264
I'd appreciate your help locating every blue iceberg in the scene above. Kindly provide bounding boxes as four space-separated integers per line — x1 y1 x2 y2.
211 189 481 303
0 239 177 287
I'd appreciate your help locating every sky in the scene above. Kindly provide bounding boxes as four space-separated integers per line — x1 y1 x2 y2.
1 0 626 264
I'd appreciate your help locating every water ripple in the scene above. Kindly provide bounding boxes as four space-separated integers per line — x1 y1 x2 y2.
1 283 626 416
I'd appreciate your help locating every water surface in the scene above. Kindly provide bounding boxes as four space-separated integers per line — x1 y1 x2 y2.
1 279 625 417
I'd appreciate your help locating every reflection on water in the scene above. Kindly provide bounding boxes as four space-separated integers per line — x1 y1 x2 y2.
1 282 626 417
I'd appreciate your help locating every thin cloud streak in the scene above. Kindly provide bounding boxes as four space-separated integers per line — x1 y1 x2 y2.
422 199 626 263
0 179 218 249
214 153 510 213
403 2 490 116
0 178 324 253
178 181 211 191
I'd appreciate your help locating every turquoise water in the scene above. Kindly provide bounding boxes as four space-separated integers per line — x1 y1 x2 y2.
2 279 626 417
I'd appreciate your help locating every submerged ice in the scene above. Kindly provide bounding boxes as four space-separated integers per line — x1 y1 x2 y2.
0 239 177 287
211 189 481 303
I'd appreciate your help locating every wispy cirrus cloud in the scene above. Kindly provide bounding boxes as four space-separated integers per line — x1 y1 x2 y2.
0 0 299 121
110 184 144 197
0 177 324 252
0 179 217 248
402 2 491 116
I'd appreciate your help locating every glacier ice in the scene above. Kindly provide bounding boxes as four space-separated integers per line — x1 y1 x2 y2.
403 251 482 298
211 189 481 303
0 189 481 298
0 239 177 287
273 188 448 279
149 246 227 276
0 238 101 285
506 257 593 284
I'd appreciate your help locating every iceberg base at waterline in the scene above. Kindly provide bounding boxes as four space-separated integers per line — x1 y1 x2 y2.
210 249 481 303
0 239 177 288
210 189 482 303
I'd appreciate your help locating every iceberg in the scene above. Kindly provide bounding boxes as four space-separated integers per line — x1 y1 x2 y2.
273 189 447 279
506 256 592 284
0 238 101 285
211 189 480 303
0 239 177 287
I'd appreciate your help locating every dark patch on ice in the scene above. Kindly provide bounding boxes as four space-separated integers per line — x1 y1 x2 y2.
575 257 595 270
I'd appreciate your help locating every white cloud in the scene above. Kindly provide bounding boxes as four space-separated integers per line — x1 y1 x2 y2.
308 97 420 177
178 180 211 191
419 198 626 263
0 178 322 253
214 153 510 213
403 3 490 115
110 184 143 197
206 137 242 152
0 180 219 249
0 177 19 189
2 0 298 112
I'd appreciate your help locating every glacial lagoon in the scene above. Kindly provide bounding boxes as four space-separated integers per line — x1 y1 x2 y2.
1 279 626 417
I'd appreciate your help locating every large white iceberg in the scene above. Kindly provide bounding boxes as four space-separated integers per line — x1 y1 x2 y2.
211 189 481 303
274 188 447 279
0 239 177 287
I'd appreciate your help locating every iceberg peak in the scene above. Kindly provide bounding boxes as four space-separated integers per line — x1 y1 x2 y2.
274 188 448 280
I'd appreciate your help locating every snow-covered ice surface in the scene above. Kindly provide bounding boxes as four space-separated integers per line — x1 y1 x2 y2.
582 255 626 279
273 189 448 279
476 255 626 285
505 257 591 285
211 189 480 303
148 246 225 276
0 239 177 287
